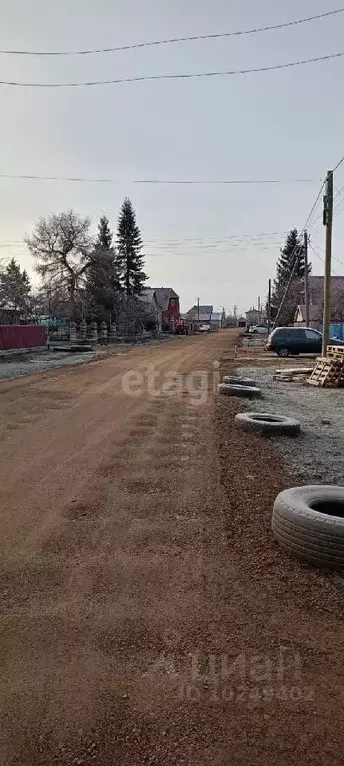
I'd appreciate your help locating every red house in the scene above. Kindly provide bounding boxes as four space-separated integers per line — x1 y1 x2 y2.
153 288 180 330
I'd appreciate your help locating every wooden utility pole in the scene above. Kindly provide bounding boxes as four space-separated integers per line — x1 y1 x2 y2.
267 279 272 335
304 230 310 327
197 297 200 322
322 170 334 356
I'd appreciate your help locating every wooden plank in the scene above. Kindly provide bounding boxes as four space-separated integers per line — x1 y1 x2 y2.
275 367 314 375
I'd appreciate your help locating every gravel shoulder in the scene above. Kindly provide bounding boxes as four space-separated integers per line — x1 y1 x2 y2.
0 337 179 382
238 364 344 485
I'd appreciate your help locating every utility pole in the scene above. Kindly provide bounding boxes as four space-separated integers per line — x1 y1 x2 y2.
197 296 200 322
267 279 272 335
322 170 334 356
304 230 310 327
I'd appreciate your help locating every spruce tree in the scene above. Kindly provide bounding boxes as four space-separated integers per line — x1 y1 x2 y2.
271 229 311 325
86 215 119 323
97 214 113 250
0 258 32 317
116 198 147 296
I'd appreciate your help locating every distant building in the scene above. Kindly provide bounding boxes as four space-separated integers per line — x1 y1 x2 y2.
185 304 213 324
140 288 163 330
210 310 225 330
308 276 344 310
295 276 344 328
0 306 22 325
183 304 225 330
294 305 322 329
141 287 180 331
245 308 266 326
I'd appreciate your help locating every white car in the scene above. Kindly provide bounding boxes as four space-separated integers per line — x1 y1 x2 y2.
248 324 268 334
199 324 211 333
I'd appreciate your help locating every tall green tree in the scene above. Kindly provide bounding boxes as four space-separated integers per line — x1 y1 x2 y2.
116 198 147 296
97 213 113 250
271 229 311 325
86 214 120 323
0 258 32 317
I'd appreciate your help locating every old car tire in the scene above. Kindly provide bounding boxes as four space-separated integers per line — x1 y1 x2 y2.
276 346 289 357
217 383 262 398
272 486 344 568
222 376 257 387
235 412 301 436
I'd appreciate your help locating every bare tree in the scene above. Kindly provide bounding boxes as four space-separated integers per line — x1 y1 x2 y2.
25 210 94 319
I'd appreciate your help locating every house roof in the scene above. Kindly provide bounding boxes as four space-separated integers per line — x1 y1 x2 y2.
140 288 156 304
180 312 211 322
185 304 213 318
151 287 179 311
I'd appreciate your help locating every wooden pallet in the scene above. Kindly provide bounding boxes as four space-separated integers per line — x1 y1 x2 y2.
308 356 344 388
327 345 344 359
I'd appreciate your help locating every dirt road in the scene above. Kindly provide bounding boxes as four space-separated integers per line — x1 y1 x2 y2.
0 331 343 765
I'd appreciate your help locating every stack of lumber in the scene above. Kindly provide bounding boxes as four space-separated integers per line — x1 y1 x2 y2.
273 367 313 383
308 346 344 388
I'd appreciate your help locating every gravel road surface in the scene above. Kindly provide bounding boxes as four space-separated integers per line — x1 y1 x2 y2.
0 332 344 765
238 364 344 485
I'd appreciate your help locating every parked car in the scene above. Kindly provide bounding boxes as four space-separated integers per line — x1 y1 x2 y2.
248 324 268 334
266 326 344 357
199 324 211 333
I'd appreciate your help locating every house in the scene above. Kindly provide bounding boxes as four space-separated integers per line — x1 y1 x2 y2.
142 287 180 331
295 276 344 328
245 308 266 326
139 288 163 331
308 275 344 308
0 306 22 325
185 304 213 325
154 287 180 330
294 304 322 329
210 310 225 330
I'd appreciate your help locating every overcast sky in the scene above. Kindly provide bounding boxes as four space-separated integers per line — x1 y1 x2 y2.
1 0 344 314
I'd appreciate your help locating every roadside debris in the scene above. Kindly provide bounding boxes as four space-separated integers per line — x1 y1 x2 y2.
218 382 262 398
308 346 344 388
235 412 301 437
272 485 344 568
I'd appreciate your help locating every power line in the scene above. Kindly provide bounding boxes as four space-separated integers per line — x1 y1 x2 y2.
1 8 343 56
0 173 319 184
2 50 344 87
308 241 341 275
312 241 344 268
303 180 325 231
333 152 344 172
307 181 344 237
0 232 286 246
